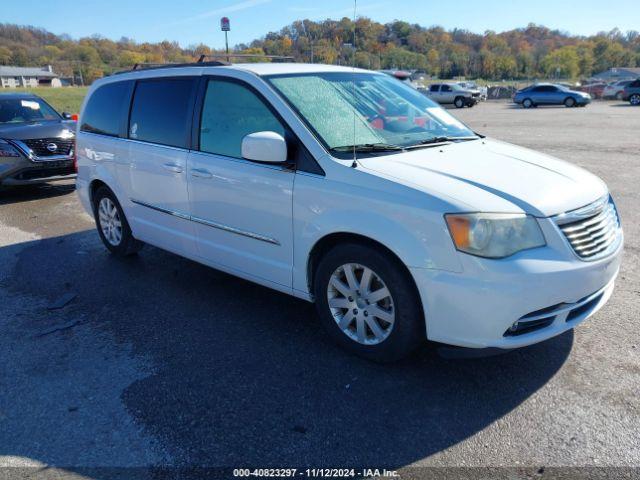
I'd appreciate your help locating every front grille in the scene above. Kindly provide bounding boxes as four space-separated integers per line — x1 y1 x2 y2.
23 138 74 157
556 197 621 260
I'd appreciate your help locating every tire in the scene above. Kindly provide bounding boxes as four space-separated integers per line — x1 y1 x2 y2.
93 186 143 257
454 97 465 109
630 94 640 106
313 243 424 363
564 97 576 108
522 98 534 109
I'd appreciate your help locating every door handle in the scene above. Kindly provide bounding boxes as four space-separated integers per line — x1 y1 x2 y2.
163 163 183 173
191 168 212 179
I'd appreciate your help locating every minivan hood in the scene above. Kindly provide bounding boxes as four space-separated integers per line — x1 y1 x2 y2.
0 120 76 141
358 138 607 217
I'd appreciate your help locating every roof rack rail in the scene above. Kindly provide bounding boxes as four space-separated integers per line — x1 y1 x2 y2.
197 54 295 63
113 60 229 75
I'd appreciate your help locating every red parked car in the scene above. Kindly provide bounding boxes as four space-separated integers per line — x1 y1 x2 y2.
577 82 607 99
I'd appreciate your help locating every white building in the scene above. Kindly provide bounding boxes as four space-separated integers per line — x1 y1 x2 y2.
0 66 61 88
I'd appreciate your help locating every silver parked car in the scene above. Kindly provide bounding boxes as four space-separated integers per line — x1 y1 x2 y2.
513 84 591 108
603 80 634 100
425 83 479 108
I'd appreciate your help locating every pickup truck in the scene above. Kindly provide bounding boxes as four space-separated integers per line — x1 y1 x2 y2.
424 83 479 108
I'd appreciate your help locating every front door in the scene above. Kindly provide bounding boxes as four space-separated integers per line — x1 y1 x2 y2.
187 77 295 289
127 76 199 255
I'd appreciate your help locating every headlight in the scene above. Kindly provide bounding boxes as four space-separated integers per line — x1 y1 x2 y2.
0 139 21 158
445 213 546 258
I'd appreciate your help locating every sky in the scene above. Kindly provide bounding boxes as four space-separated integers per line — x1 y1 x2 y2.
3 0 639 48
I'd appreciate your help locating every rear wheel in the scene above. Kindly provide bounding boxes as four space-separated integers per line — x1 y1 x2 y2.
313 243 424 363
522 98 534 109
630 94 640 106
93 186 143 256
564 97 576 108
454 97 465 108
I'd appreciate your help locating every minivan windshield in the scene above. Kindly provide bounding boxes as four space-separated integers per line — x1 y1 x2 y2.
266 72 477 154
0 97 60 124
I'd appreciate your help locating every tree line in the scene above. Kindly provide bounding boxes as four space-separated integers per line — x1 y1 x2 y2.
1 19 639 84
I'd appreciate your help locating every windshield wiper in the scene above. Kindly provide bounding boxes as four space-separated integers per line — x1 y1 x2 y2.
405 136 479 149
330 143 404 153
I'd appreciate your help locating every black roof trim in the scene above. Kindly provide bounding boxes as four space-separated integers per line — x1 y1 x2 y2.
112 61 230 76
198 54 295 62
111 54 295 76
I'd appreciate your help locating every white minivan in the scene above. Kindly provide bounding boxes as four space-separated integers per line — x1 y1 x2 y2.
76 62 623 362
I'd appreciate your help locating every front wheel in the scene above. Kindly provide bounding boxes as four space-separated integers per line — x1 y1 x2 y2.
93 186 143 256
313 243 424 363
630 94 640 106
564 97 576 108
454 97 465 108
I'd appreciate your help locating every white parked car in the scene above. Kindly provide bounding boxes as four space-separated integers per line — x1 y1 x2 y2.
603 80 635 100
76 62 623 362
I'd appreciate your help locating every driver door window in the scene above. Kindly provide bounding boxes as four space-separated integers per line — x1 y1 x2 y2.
199 79 285 159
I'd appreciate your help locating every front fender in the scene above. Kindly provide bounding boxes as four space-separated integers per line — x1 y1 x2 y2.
292 171 463 296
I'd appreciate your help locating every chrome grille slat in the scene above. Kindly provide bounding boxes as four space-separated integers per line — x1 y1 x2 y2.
570 226 613 247
566 217 616 243
562 205 613 233
564 219 614 241
555 197 621 260
573 229 617 252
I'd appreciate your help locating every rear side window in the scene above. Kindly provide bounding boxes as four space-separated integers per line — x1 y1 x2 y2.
199 79 285 159
81 81 132 137
429 84 439 92
129 78 196 148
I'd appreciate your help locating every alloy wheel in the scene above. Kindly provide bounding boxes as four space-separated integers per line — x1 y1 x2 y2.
631 94 640 106
327 263 395 345
98 197 123 246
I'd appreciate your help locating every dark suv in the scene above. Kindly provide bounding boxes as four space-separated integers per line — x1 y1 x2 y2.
622 79 640 106
0 93 76 187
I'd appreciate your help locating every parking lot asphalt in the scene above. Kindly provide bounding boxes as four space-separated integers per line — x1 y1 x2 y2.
0 101 638 476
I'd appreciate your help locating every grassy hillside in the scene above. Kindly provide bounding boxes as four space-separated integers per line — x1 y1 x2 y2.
2 87 88 114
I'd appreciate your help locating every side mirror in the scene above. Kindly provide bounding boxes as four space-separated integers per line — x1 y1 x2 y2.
241 131 288 164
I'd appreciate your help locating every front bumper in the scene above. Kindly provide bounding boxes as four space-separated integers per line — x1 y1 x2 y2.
576 96 592 105
410 220 623 349
0 156 75 186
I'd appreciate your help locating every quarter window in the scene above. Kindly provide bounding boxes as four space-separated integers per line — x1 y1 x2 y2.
129 78 196 148
81 81 132 137
199 79 285 159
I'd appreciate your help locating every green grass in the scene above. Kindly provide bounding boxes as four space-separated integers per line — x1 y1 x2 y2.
2 87 89 114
